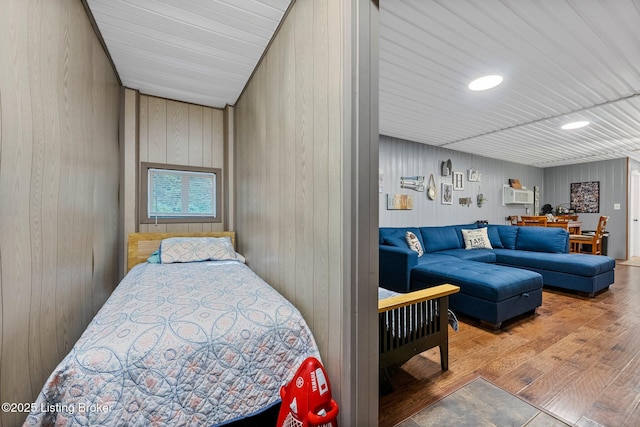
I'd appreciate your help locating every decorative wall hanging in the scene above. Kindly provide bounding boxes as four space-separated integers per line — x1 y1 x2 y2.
468 169 481 182
387 194 413 210
477 193 487 207
570 181 600 213
400 176 425 192
459 197 473 207
441 183 453 205
427 174 436 200
453 171 464 190
440 159 452 176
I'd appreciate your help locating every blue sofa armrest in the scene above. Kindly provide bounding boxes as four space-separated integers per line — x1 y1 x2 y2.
379 245 418 293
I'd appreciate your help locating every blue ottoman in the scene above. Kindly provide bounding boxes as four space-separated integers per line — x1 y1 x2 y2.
411 260 543 328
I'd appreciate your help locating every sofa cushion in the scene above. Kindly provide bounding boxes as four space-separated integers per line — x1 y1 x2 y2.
380 227 424 250
416 253 461 265
452 223 479 247
420 225 474 253
435 248 497 263
412 261 542 302
516 227 568 253
496 225 518 249
494 249 615 277
482 225 504 249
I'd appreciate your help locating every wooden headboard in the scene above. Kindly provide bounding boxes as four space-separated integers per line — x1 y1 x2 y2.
127 231 236 272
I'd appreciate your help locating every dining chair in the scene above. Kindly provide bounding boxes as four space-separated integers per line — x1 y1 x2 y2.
520 215 548 227
508 215 520 226
556 214 579 222
547 220 569 231
569 216 609 255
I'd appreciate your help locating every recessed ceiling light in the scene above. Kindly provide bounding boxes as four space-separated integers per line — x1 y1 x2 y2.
561 121 590 130
468 75 504 91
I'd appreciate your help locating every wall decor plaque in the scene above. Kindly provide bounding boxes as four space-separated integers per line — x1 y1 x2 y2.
387 194 413 210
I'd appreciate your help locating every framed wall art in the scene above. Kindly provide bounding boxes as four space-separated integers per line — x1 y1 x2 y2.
570 181 600 213
441 183 453 205
453 171 464 190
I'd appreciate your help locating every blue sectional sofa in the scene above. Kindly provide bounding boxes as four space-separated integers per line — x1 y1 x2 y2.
379 223 615 328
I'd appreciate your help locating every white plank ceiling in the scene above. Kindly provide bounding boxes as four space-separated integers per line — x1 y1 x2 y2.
86 0 291 109
86 0 640 167
380 0 640 167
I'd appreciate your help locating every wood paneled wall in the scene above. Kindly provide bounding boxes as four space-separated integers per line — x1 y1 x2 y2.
380 135 545 226
544 158 627 259
234 0 379 424
136 94 226 234
0 0 120 425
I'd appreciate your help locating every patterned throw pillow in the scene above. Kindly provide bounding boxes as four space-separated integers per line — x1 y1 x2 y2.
405 231 424 257
461 228 493 250
160 237 237 264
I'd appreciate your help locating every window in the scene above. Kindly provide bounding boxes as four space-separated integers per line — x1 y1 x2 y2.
140 162 222 224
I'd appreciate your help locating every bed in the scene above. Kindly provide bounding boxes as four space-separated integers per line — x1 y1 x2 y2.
25 232 320 426
378 284 459 392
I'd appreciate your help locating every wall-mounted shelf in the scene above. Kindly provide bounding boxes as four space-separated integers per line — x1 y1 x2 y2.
503 184 534 205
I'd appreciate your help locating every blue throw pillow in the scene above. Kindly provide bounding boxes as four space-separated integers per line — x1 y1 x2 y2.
497 225 519 249
380 227 425 250
482 225 504 249
147 249 161 264
420 226 462 253
383 236 409 249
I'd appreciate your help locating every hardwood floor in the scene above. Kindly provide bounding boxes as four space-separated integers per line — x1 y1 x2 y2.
379 264 640 427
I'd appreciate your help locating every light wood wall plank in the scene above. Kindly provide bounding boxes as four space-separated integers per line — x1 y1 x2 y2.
120 88 139 277
188 104 203 167
263 28 279 282
293 0 315 322
211 109 225 169
203 108 213 168
277 14 297 302
0 0 120 425
312 0 330 359
326 0 345 398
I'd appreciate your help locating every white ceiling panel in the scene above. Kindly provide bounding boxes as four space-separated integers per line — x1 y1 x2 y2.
380 0 640 167
86 0 640 167
87 0 291 108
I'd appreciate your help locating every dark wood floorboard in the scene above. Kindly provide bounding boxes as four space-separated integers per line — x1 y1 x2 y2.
379 264 640 427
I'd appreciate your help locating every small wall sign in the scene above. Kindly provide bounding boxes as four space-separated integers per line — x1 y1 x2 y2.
387 194 413 210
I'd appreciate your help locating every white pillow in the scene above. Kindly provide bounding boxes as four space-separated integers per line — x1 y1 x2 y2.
461 228 493 250
405 231 424 257
160 237 237 264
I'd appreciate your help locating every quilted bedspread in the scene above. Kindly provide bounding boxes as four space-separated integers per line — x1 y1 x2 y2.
25 261 319 426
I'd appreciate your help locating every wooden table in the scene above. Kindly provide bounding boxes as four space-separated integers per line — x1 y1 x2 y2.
568 221 582 234
546 220 582 234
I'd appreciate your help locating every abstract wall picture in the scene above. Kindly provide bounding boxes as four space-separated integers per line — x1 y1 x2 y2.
570 181 600 213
